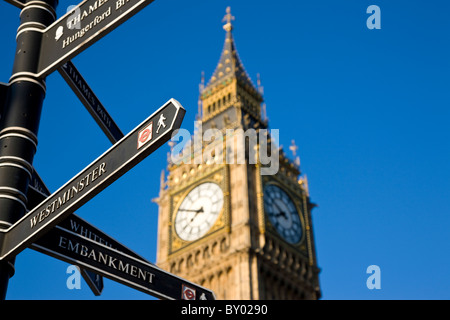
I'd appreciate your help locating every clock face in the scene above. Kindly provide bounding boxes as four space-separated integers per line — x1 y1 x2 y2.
263 184 302 244
174 182 224 241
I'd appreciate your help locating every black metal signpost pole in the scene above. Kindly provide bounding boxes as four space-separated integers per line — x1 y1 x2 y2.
0 0 58 299
0 0 216 300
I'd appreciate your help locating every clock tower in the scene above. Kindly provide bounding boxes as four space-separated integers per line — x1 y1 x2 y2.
155 7 321 300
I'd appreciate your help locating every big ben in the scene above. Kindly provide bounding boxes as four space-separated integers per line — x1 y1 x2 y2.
155 7 321 300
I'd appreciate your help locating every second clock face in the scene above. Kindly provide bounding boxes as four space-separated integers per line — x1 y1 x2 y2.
263 184 302 244
174 182 224 241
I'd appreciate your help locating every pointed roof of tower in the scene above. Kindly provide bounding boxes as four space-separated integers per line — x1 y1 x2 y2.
203 7 259 94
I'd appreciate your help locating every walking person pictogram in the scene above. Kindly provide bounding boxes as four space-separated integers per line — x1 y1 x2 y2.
156 113 167 133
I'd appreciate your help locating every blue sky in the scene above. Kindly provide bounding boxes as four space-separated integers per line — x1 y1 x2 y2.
0 0 449 299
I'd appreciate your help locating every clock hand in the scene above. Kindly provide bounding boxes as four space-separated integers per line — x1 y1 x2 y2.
179 208 204 213
188 207 204 223
272 201 287 219
180 207 205 233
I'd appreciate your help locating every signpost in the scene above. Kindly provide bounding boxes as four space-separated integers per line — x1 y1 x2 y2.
1 0 216 300
0 98 184 261
37 0 156 78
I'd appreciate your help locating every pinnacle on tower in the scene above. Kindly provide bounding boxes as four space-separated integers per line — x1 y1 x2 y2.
203 7 258 94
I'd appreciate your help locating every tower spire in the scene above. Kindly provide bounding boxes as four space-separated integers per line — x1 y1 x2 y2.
204 7 259 94
201 7 264 125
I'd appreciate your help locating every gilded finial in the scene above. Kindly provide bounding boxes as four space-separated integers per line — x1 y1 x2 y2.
223 7 235 32
257 73 264 95
289 140 301 167
289 139 298 157
199 71 205 93
262 103 267 121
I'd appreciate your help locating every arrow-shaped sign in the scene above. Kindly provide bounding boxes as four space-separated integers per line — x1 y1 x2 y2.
34 225 215 300
37 0 156 78
0 98 184 261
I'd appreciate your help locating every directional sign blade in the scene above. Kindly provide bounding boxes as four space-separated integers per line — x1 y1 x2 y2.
45 212 148 261
34 226 215 300
0 98 185 261
58 61 124 143
37 0 156 78
31 212 157 297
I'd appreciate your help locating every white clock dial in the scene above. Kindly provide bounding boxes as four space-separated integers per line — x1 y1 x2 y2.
175 182 224 241
263 184 302 244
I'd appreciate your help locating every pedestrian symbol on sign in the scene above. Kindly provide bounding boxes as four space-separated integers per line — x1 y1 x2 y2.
156 113 166 134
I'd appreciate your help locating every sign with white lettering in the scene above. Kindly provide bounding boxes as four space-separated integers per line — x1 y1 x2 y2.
33 209 148 262
34 226 215 300
0 98 184 261
37 0 156 78
58 61 124 144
